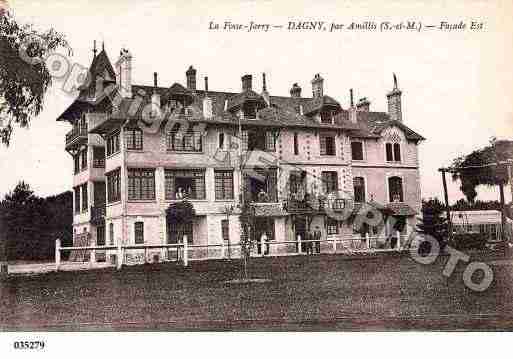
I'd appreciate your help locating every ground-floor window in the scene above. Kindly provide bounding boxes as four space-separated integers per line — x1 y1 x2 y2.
96 226 106 246
221 219 229 242
134 222 144 244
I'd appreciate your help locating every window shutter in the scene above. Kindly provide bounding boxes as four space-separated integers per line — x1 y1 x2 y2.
265 131 276 151
393 143 401 162
267 170 278 202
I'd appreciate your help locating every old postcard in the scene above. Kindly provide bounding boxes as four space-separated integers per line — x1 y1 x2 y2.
1 0 513 356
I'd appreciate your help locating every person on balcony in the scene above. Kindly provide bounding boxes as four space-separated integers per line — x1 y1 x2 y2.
260 231 269 256
257 189 268 203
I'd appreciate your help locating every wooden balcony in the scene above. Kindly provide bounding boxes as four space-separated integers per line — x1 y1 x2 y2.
65 125 88 150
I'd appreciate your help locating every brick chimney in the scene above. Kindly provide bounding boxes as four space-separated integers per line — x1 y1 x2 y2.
356 97 370 112
290 83 302 98
151 72 160 109
115 48 132 98
387 73 402 121
311 74 324 98
261 73 270 106
241 74 252 91
203 76 213 119
349 89 357 124
186 65 197 90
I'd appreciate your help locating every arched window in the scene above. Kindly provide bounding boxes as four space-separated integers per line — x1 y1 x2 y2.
388 176 404 202
353 177 366 203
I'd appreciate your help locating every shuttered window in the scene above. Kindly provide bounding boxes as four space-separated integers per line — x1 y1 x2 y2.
128 168 156 200
125 128 143 150
215 170 234 200
134 222 144 244
165 169 205 200
322 171 338 194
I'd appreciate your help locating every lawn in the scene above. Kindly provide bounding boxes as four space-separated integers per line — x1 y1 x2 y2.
2 252 513 331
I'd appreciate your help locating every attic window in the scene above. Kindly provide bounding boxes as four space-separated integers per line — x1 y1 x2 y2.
243 103 256 119
320 110 334 124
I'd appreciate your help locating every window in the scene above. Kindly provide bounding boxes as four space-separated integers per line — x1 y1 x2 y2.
386 142 401 162
134 222 144 244
388 176 404 202
81 183 88 211
293 132 299 155
73 154 80 174
109 223 114 245
106 132 120 156
353 177 366 203
393 143 401 162
322 171 338 194
221 219 229 242
215 170 234 200
351 141 364 161
93 147 105 168
265 131 276 152
165 169 206 200
97 226 106 246
320 111 333 124
168 221 193 244
106 168 121 203
327 218 339 235
128 168 156 200
74 186 80 214
125 128 143 150
219 132 225 149
243 103 256 119
166 130 202 152
80 148 88 170
320 135 335 156
246 130 275 151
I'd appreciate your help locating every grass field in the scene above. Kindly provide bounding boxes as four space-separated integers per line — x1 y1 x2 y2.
2 252 513 331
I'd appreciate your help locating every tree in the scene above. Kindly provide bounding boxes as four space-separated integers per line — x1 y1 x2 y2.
451 138 510 202
238 201 256 280
417 198 449 252
0 182 72 261
0 11 71 145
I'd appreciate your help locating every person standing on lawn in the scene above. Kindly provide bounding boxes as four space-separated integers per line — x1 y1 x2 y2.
314 226 322 254
306 231 314 255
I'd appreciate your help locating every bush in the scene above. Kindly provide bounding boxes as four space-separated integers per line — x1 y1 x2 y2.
451 233 487 250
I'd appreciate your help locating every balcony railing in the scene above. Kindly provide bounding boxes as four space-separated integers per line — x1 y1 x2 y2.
65 125 88 146
91 205 106 225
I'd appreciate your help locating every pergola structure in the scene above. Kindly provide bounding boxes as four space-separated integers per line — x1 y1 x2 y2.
438 159 512 241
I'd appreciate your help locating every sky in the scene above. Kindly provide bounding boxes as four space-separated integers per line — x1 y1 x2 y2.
1 0 512 203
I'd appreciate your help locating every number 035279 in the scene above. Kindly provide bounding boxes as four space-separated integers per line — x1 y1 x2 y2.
13 341 45 350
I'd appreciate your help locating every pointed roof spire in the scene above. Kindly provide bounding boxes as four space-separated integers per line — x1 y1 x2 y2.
393 73 398 89
93 40 97 58
262 72 267 92
350 88 354 107
102 41 105 52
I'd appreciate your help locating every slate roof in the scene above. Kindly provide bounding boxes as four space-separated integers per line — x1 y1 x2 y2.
58 49 425 143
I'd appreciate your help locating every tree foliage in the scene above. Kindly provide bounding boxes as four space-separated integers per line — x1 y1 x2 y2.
0 181 73 261
165 200 195 225
417 198 448 250
451 139 511 202
0 11 71 145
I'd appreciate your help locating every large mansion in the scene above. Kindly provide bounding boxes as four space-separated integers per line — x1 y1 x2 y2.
57 45 425 263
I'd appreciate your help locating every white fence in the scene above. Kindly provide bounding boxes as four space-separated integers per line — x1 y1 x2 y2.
55 232 410 271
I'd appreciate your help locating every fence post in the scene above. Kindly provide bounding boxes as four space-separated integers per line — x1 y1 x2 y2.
55 238 61 271
260 236 265 257
90 246 96 266
332 237 337 253
396 230 401 250
116 241 123 270
183 235 189 267
221 240 225 259
365 233 370 250
297 235 302 255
